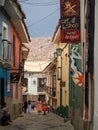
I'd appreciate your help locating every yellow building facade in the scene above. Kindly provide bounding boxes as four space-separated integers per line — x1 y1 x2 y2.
52 24 70 112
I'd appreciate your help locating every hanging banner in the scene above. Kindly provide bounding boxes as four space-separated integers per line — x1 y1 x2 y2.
60 0 81 43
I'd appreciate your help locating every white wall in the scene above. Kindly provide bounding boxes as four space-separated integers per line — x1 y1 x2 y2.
28 77 38 95
25 72 45 96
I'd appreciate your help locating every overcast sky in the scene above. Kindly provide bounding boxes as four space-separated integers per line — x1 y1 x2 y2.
18 0 60 38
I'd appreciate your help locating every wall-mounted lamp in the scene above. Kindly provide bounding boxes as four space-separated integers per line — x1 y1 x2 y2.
56 48 62 56
54 51 57 59
56 48 63 106
57 67 62 80
60 81 66 87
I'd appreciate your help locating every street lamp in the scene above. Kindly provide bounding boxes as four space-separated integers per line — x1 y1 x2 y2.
57 67 62 80
56 48 62 56
54 51 57 59
56 48 62 106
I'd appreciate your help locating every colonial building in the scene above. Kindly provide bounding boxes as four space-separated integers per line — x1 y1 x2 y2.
0 0 30 119
43 59 57 110
23 37 57 103
23 61 49 102
51 24 70 118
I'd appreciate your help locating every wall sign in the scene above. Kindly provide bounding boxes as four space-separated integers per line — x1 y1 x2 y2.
60 0 81 43
11 73 20 83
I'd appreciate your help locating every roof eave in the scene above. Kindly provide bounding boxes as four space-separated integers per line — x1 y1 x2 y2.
4 0 30 42
52 20 61 44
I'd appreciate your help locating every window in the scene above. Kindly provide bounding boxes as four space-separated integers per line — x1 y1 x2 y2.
52 74 56 96
33 79 36 85
53 74 56 88
38 78 44 87
13 35 16 66
2 22 8 60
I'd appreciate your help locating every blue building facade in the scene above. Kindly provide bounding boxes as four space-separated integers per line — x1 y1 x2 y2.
0 9 11 105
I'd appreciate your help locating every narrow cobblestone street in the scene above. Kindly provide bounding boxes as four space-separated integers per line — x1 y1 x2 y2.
0 110 74 130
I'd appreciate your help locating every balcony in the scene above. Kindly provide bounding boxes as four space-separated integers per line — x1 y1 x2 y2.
2 39 10 61
0 39 11 67
46 86 56 97
38 87 45 92
19 60 24 72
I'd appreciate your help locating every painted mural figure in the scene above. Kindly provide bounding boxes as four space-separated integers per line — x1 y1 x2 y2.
70 46 84 87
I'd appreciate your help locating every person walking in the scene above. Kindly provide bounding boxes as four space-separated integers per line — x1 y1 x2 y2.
31 101 35 111
42 99 47 115
23 101 28 113
27 100 32 113
47 100 50 113
36 98 42 114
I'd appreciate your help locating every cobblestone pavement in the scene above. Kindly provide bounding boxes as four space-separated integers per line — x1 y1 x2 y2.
0 110 74 130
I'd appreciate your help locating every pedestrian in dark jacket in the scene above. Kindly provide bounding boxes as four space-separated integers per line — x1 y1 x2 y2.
23 101 28 113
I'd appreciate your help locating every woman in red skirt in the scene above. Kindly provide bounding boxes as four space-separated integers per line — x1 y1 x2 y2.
42 100 47 115
36 98 42 114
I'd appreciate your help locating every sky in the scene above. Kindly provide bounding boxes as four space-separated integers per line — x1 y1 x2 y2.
18 0 60 38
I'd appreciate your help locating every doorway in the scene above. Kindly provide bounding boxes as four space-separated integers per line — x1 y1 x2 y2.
0 78 4 105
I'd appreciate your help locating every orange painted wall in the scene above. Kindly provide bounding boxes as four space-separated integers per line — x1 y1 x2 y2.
10 24 22 71
10 24 22 100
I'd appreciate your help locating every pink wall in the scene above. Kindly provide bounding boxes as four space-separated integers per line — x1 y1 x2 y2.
10 24 22 71
10 24 22 100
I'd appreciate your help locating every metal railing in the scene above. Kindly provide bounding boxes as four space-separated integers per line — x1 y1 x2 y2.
45 86 56 97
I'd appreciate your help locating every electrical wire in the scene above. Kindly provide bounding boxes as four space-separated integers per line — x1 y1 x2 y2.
27 8 60 27
20 3 59 6
18 0 28 2
19 0 59 6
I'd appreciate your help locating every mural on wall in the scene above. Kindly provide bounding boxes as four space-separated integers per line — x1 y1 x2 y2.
70 46 84 87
